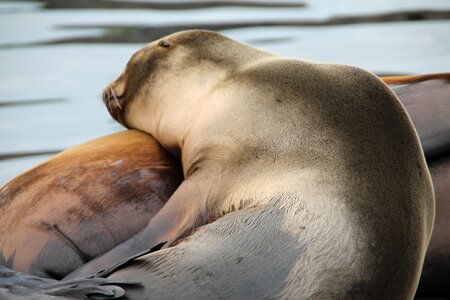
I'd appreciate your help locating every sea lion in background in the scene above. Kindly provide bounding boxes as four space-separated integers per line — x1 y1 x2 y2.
382 73 450 159
0 130 182 279
383 74 450 298
62 30 434 299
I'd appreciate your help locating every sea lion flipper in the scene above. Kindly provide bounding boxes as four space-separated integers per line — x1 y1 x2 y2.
106 201 317 299
64 173 215 280
93 242 167 278
0 265 139 299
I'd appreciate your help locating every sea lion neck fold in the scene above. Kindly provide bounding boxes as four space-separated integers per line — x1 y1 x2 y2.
104 30 272 158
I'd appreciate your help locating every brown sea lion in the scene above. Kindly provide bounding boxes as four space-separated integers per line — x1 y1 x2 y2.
0 130 183 280
62 30 434 299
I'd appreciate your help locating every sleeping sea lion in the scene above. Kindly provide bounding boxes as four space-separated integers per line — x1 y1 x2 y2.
0 130 182 279
63 30 434 299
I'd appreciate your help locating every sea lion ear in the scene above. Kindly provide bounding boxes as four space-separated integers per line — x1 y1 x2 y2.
159 40 170 48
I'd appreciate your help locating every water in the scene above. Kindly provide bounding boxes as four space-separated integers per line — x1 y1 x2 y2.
1 0 449 185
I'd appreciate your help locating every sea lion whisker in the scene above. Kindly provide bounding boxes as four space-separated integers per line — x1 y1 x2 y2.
102 88 112 113
111 88 122 110
106 91 113 113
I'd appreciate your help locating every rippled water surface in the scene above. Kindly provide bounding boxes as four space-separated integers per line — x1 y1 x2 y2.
1 0 449 184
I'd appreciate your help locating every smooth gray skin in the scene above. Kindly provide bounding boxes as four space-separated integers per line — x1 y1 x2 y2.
63 30 434 299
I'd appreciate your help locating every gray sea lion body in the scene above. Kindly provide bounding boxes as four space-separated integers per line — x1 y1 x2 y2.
64 30 434 299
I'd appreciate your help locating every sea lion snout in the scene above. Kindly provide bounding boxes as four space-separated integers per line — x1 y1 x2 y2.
102 80 128 127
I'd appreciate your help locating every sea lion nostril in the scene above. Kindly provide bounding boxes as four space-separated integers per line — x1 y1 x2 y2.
102 89 111 103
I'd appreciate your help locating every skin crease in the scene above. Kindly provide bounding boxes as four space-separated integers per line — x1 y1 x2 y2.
60 30 434 299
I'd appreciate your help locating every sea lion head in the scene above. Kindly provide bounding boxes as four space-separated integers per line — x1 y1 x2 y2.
102 30 270 155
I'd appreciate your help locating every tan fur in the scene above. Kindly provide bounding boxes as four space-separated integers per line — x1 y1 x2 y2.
68 30 434 299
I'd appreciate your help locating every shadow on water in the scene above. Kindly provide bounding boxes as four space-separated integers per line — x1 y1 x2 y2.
1 9 449 47
25 0 307 9
0 98 66 107
46 9 450 45
0 150 62 161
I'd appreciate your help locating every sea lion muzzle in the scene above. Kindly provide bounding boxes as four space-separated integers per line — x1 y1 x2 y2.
102 84 128 128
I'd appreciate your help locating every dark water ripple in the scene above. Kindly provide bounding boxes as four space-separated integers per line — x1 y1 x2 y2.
0 150 62 160
45 9 450 45
27 0 306 10
0 98 66 107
